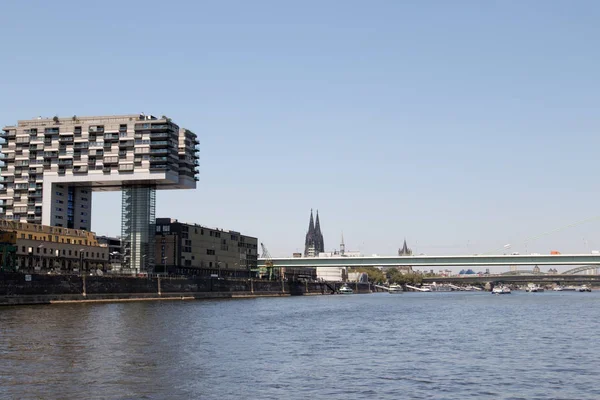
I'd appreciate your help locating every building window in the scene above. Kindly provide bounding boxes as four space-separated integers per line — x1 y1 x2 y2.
43 248 47 254
56 208 62 212
28 234 32 240
55 192 63 196
81 197 88 201
81 205 88 209
62 249 65 255
69 250 72 255
207 249 215 255
56 200 64 204
81 219 87 223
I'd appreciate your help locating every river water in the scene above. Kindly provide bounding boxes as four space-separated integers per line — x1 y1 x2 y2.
1 291 600 399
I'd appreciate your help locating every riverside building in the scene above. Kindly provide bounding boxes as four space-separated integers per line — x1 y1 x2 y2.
154 218 258 277
0 219 109 272
0 114 199 273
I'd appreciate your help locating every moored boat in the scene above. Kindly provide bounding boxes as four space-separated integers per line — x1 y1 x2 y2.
525 283 544 292
388 284 403 294
338 284 354 294
492 286 511 294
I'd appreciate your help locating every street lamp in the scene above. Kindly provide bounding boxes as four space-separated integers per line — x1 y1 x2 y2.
79 248 85 274
37 244 44 271
217 261 222 278
27 247 33 273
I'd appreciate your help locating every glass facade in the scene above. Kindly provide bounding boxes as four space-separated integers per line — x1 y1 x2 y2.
121 185 156 273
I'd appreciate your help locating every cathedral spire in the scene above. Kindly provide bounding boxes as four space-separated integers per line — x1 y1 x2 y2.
314 210 324 253
308 209 315 235
398 238 412 256
304 209 316 256
315 210 321 235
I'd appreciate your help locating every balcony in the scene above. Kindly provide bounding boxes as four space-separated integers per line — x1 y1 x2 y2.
73 142 88 149
104 134 119 141
119 140 134 148
73 165 88 173
89 126 105 134
150 148 168 154
44 128 60 135
149 140 169 148
118 164 134 172
150 156 168 163
103 157 118 164
149 164 168 170
149 132 170 139
59 136 74 143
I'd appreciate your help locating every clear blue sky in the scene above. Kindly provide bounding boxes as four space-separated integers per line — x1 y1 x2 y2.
2 0 600 264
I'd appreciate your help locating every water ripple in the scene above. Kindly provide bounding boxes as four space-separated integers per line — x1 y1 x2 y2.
1 292 600 399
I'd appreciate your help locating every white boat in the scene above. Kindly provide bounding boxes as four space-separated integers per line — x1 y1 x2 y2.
492 286 511 294
338 284 354 294
577 285 592 292
388 284 403 294
552 286 563 291
525 283 544 292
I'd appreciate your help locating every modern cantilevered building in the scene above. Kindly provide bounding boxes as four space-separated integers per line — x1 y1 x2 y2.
0 114 199 272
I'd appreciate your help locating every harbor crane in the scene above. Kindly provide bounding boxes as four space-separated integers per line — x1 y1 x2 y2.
260 243 275 280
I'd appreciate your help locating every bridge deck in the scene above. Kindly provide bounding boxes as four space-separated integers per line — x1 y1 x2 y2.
258 254 600 268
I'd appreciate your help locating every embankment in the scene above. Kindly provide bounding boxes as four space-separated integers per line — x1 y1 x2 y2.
0 272 373 306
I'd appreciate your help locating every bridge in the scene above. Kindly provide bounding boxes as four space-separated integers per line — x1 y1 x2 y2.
258 254 600 268
422 274 600 285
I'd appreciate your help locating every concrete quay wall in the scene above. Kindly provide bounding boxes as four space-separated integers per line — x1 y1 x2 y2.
0 273 373 306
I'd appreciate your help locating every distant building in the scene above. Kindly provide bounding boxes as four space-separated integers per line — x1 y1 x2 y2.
154 218 258 276
347 272 369 283
398 239 412 256
304 209 324 256
532 265 541 274
292 252 302 258
97 235 122 270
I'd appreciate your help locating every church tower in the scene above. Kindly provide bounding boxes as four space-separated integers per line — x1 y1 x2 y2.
398 239 412 256
304 209 315 256
314 210 325 254
304 209 325 256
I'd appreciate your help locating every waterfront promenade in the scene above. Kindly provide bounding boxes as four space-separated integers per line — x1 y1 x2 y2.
0 272 373 306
